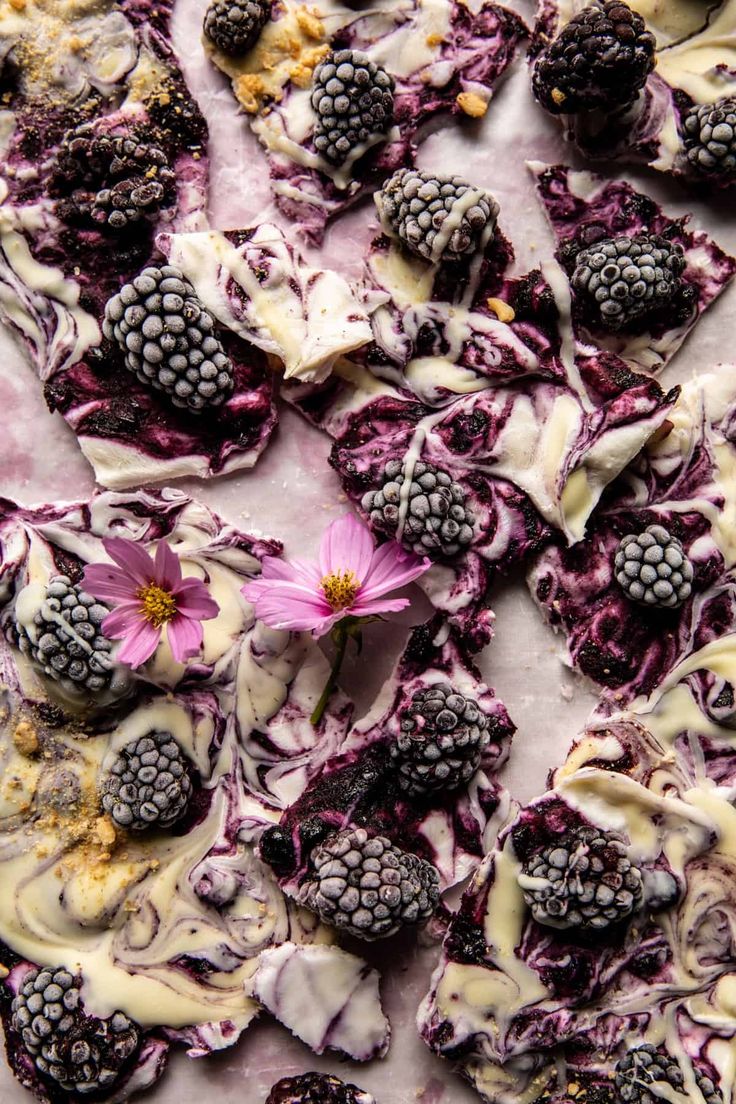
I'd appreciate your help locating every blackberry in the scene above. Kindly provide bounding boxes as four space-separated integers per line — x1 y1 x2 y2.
390 682 490 795
11 966 139 1095
517 824 643 931
103 265 234 413
100 730 193 831
614 525 693 609
376 168 499 264
615 1045 723 1104
362 458 475 558
51 124 176 231
682 97 736 179
298 827 440 940
532 1 656 115
311 49 394 165
16 575 116 696
571 234 685 330
203 0 271 55
265 1072 375 1104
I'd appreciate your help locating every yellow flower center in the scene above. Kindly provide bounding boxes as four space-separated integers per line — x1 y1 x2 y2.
321 569 359 611
138 583 177 628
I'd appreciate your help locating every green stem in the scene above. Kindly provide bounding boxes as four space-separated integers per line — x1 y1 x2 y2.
311 624 349 727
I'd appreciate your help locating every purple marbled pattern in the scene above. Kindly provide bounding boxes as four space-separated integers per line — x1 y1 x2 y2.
532 163 736 371
260 2 527 243
0 0 278 485
528 368 736 703
269 616 516 896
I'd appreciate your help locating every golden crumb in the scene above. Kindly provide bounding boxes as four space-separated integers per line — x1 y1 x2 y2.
235 72 267 113
487 298 515 323
551 87 566 106
13 720 39 757
295 7 324 39
94 816 117 850
0 965 8 979
456 91 487 118
124 899 140 913
425 32 444 46
290 44 329 87
8 0 26 10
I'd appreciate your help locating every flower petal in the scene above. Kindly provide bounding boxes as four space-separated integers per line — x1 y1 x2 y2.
115 619 161 668
167 615 204 663
357 541 431 602
244 580 332 632
319 514 374 582
350 597 410 617
82 564 141 604
155 541 183 590
101 602 145 639
259 555 322 588
172 578 220 621
103 537 156 588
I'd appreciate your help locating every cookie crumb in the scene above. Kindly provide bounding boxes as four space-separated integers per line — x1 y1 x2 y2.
13 721 39 757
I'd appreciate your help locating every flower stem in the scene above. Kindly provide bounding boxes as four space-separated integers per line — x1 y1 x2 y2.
311 622 350 727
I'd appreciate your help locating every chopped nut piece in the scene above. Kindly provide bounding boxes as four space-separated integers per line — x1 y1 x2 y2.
456 91 488 118
487 298 515 323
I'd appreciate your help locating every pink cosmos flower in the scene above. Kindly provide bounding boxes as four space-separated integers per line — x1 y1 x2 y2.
241 512 431 637
83 537 220 668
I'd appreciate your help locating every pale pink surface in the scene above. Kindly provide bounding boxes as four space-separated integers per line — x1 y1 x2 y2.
242 514 430 635
1 0 735 1098
83 537 219 666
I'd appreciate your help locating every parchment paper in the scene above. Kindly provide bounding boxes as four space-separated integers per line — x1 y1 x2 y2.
0 0 734 1098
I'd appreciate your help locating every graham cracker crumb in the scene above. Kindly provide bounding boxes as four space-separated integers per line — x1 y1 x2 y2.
13 720 39 757
295 7 324 39
236 73 266 113
94 816 117 850
290 44 329 87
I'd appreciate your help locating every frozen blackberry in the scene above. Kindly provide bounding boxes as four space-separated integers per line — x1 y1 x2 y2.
614 525 693 609
311 49 394 165
103 265 234 413
532 1 656 115
682 97 736 179
615 1045 723 1104
100 730 193 831
51 124 176 231
362 458 475 558
376 169 499 264
265 1072 375 1104
518 824 643 931
15 575 116 696
11 966 139 1095
203 0 271 55
571 234 686 330
391 682 490 796
298 827 440 940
